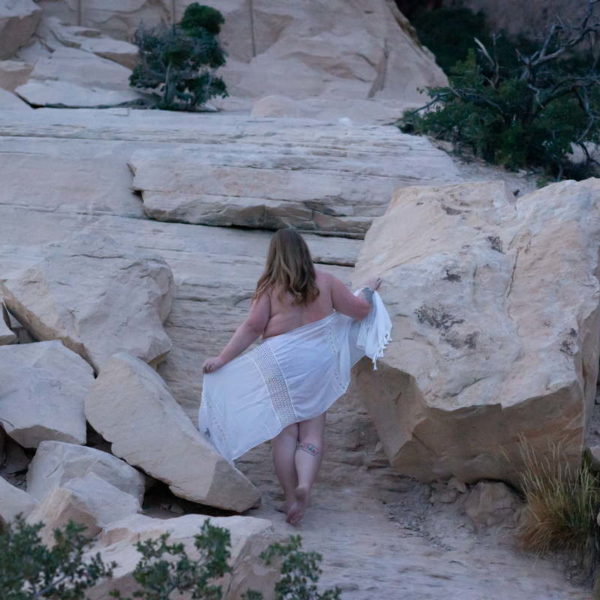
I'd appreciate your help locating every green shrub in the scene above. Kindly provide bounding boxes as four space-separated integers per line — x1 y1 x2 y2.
400 2 600 180
1 516 341 600
0 516 116 600
130 2 228 111
517 441 600 577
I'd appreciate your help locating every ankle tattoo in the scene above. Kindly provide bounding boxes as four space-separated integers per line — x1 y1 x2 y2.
298 442 320 456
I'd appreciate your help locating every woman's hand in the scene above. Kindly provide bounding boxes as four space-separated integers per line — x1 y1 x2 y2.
366 277 382 291
203 356 226 374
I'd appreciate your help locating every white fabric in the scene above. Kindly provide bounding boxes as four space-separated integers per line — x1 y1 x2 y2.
198 291 392 462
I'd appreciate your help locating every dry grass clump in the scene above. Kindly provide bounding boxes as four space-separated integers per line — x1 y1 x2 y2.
517 441 600 575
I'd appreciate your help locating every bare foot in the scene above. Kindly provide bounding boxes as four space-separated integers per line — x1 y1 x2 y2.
286 486 309 526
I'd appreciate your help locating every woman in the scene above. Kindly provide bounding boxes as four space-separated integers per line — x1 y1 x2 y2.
200 229 390 525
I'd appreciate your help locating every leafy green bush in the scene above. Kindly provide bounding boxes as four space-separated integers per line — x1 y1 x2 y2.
401 2 600 180
0 516 116 600
1 516 341 600
130 3 228 111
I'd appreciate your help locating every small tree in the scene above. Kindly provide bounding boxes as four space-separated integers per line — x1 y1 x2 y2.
130 3 228 111
0 516 116 600
401 0 600 180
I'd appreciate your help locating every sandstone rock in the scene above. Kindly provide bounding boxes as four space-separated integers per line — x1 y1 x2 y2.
0 0 41 59
0 341 91 448
27 440 145 504
85 352 260 512
27 473 141 545
38 17 138 69
251 94 310 119
35 0 445 108
0 59 32 91
353 178 600 485
0 476 38 525
462 481 522 530
86 513 278 600
128 123 459 235
0 231 174 371
0 303 16 344
0 86 31 109
15 47 141 107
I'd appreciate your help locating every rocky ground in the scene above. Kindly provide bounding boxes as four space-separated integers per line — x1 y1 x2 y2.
0 106 595 599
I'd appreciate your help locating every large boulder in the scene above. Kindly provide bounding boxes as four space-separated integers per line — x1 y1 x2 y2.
85 353 260 512
0 476 38 525
27 473 141 545
0 341 92 448
353 178 600 485
15 46 141 108
86 513 279 600
0 231 174 371
0 0 41 59
27 440 145 504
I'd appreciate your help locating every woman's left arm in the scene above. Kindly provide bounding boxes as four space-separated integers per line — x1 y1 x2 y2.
202 292 270 373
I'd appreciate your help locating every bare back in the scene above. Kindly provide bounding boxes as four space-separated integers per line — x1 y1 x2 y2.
262 269 370 339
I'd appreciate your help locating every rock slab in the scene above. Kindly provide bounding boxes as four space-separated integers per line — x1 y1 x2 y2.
0 230 174 371
27 440 145 504
85 352 260 512
86 513 278 600
353 178 600 485
0 0 41 59
0 341 92 448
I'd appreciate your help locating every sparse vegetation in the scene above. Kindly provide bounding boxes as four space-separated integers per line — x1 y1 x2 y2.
0 516 116 600
517 441 600 578
401 1 600 180
130 3 228 111
1 517 341 600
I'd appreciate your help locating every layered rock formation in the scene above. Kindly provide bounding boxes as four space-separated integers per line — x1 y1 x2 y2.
30 0 447 119
353 178 600 484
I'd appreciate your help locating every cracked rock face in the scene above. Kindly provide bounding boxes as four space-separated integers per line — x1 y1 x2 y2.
353 178 600 485
0 230 174 371
85 352 261 512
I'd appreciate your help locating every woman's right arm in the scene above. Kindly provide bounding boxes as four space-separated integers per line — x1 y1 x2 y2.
330 274 379 320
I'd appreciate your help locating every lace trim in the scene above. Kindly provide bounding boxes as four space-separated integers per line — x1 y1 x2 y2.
253 342 297 427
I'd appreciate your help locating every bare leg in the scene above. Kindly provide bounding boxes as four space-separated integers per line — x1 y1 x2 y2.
272 423 299 512
287 413 325 525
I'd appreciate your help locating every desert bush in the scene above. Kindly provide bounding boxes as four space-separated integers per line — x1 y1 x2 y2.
400 1 600 180
0 516 116 600
1 516 340 600
517 441 600 577
130 3 228 111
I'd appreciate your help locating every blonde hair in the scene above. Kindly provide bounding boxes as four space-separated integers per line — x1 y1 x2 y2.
254 229 319 305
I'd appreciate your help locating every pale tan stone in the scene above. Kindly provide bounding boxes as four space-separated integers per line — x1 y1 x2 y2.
0 476 38 525
27 440 145 504
0 59 32 91
0 0 41 59
462 481 522 530
86 513 278 600
353 178 600 485
85 352 260 512
0 341 91 448
15 47 141 107
0 230 174 371
27 473 141 545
